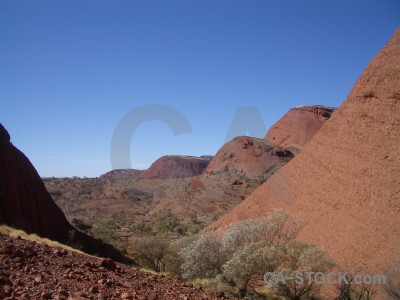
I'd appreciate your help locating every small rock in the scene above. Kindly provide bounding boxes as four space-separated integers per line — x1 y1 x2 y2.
99 258 117 272
120 292 130 299
20 293 30 300
59 289 69 296
216 291 225 298
89 286 99 294
41 292 53 299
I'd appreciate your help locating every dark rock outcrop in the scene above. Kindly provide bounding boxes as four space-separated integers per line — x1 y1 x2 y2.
0 123 73 240
0 124 131 263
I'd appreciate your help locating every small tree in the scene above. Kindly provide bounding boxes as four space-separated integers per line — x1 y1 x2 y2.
128 236 169 272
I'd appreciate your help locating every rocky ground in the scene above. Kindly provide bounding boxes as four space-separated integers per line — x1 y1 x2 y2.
0 234 237 300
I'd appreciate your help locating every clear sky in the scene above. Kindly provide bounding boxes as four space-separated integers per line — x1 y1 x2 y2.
1 0 399 177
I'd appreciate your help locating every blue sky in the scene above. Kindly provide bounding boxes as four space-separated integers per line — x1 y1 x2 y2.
1 0 399 177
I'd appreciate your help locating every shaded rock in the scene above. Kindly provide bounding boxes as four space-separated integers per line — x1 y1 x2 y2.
99 258 116 272
0 123 73 240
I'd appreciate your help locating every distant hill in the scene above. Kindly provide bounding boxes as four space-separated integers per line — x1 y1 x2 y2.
206 136 295 179
264 105 335 149
138 155 212 179
100 169 144 180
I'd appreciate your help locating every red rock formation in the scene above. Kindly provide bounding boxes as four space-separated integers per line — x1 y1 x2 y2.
265 105 335 149
0 124 73 240
139 155 212 179
209 28 400 275
100 169 143 180
205 136 294 179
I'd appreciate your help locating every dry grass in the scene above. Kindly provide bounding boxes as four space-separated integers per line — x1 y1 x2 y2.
0 225 88 256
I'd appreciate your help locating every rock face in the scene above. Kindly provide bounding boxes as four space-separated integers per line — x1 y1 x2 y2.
205 136 295 179
0 124 73 240
209 29 400 274
139 155 212 179
265 105 336 149
100 169 143 180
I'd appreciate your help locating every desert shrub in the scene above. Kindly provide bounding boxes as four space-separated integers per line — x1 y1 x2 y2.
157 214 189 236
180 232 228 279
127 188 153 200
127 236 169 272
72 218 92 233
221 241 282 297
160 214 180 233
179 209 334 299
130 221 153 236
334 272 377 300
91 219 127 251
222 208 303 255
270 240 335 300
384 258 400 300
164 235 198 278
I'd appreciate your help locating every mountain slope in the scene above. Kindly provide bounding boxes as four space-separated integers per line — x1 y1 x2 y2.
208 28 400 274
